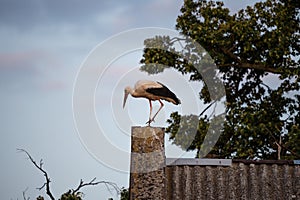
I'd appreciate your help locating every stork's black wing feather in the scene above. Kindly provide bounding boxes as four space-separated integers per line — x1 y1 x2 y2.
146 82 181 104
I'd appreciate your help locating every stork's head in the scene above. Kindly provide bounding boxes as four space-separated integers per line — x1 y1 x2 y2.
123 87 131 108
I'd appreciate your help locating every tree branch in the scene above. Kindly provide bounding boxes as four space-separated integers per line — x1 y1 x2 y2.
265 129 300 159
199 100 217 117
17 149 55 200
22 187 30 200
219 47 292 74
18 149 121 199
72 178 120 196
169 36 188 45
237 62 282 74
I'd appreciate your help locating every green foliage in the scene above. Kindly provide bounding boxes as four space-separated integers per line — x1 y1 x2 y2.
120 187 129 200
140 0 300 159
167 112 210 158
59 190 82 200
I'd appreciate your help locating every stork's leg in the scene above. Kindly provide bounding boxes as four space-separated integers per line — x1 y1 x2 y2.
150 100 164 122
146 100 153 126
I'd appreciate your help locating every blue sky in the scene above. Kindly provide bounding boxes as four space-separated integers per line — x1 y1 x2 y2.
0 0 262 199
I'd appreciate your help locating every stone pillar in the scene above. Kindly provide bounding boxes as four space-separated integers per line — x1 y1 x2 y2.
129 126 166 200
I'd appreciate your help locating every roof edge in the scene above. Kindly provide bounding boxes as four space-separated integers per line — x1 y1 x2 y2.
166 158 232 166
233 159 300 165
166 158 300 166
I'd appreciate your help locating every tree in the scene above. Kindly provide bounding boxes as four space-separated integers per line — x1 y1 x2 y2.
17 149 120 200
120 187 129 200
140 0 300 159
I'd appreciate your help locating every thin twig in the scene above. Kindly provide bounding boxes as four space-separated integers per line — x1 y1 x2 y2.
22 187 30 200
169 36 187 45
208 100 218 119
199 100 217 117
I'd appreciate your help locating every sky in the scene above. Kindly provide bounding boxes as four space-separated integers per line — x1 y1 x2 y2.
0 0 262 199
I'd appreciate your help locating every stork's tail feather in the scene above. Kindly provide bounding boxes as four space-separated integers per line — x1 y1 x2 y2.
175 98 181 105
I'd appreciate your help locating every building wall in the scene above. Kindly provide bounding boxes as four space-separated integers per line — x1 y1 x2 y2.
165 160 300 200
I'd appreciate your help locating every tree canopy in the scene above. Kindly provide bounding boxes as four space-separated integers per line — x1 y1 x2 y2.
140 0 300 159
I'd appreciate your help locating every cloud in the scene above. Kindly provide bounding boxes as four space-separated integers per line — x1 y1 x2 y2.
124 0 182 29
0 51 38 93
0 51 41 73
0 1 148 32
94 4 133 31
0 0 43 29
39 80 66 91
0 0 109 29
0 50 67 92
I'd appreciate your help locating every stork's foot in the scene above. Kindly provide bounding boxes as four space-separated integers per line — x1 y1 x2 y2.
146 118 155 126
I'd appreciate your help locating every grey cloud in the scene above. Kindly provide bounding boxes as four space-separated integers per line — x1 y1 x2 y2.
0 0 182 31
0 0 125 30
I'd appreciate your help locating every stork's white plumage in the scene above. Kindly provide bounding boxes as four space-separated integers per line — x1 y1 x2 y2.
123 80 181 125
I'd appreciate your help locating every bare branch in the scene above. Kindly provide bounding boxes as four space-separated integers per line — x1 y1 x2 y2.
208 100 218 119
199 100 217 117
37 183 47 191
39 159 43 169
17 149 55 200
169 36 187 45
22 187 30 200
18 148 121 199
72 178 120 196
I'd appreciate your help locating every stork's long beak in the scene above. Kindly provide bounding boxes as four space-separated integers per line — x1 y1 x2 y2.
123 92 129 108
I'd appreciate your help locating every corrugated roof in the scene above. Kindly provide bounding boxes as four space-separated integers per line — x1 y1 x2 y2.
165 160 300 200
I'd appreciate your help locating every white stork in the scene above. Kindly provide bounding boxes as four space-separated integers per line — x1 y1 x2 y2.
123 80 181 125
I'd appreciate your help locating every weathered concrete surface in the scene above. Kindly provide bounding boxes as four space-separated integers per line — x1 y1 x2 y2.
129 126 166 200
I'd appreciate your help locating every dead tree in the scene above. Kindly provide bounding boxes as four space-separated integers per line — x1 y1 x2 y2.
17 148 120 199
